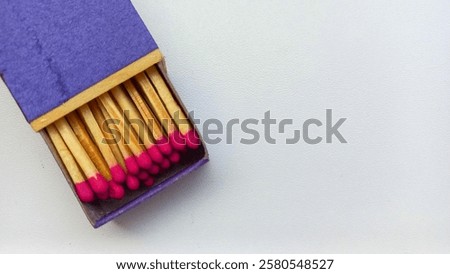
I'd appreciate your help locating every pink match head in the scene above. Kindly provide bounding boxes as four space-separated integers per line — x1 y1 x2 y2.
109 183 125 200
126 175 140 191
160 158 171 170
138 171 150 181
156 136 173 156
87 173 109 195
75 181 95 203
169 152 181 164
125 156 140 175
110 165 126 184
137 152 153 169
144 177 155 187
169 130 186 151
148 164 161 175
184 129 201 150
147 145 164 164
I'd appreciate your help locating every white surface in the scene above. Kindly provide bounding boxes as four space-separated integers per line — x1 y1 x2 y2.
1 0 450 253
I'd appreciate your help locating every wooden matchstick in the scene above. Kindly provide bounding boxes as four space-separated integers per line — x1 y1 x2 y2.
111 85 164 165
124 80 177 168
78 104 127 187
133 72 186 151
66 112 112 182
98 93 153 170
89 101 125 169
124 80 179 167
54 117 109 196
145 66 200 150
123 81 165 140
94 100 140 176
97 99 142 190
47 124 95 203
123 80 172 154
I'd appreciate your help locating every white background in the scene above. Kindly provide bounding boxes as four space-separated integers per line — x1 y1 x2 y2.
1 0 450 253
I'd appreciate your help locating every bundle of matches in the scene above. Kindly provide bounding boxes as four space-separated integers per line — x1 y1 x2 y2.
46 66 201 203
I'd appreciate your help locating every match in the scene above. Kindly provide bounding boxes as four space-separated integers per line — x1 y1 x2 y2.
47 124 95 203
78 104 126 199
53 117 109 197
95 100 140 176
96 101 143 191
146 66 201 150
111 85 164 165
78 104 126 184
66 111 127 199
66 112 112 182
98 93 153 170
124 80 173 157
134 72 186 151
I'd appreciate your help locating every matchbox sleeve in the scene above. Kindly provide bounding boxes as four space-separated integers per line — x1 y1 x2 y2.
0 0 157 123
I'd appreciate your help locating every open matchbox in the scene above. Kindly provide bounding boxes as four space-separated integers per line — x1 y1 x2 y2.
0 1 208 228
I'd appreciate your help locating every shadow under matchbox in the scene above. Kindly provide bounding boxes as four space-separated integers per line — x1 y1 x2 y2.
0 0 208 228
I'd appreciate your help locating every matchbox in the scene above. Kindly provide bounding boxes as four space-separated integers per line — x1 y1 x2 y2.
0 0 208 227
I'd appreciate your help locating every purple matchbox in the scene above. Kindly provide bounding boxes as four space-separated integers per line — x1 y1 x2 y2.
0 0 208 227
